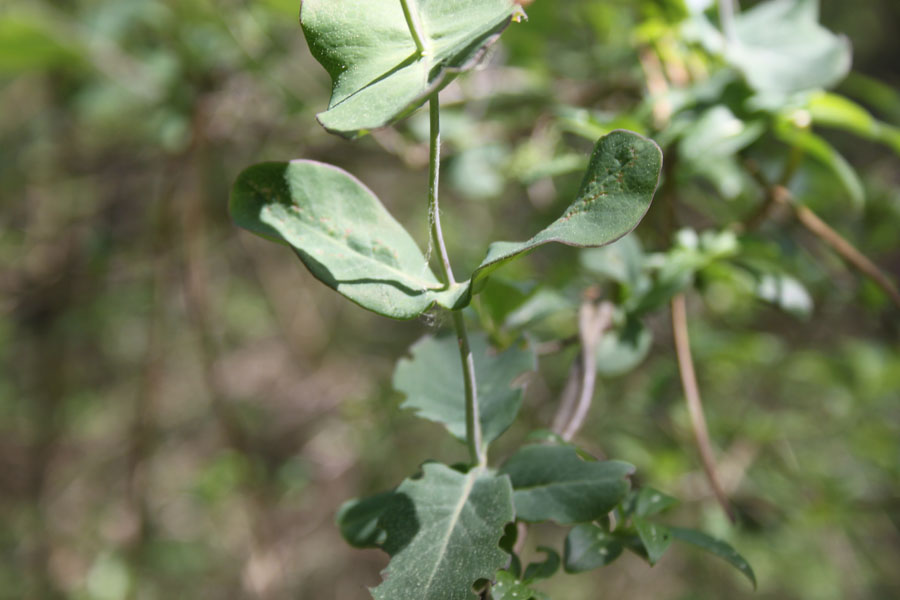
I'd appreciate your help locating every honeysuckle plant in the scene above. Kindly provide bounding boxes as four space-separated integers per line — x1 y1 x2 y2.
214 1 879 597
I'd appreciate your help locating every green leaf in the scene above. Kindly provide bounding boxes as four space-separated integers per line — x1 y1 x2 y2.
492 571 547 600
0 15 84 74
463 131 662 295
806 92 900 156
372 464 514 600
563 524 624 573
633 517 672 565
230 160 461 319
726 0 851 95
522 546 560 581
580 233 645 288
633 487 679 518
670 527 757 588
499 445 633 524
336 491 396 548
301 0 517 138
594 318 653 377
393 333 536 448
773 119 864 207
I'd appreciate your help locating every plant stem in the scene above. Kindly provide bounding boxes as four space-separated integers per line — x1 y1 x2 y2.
671 293 736 522
400 0 428 56
428 96 485 467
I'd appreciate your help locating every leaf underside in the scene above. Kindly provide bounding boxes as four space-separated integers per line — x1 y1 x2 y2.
229 130 662 320
371 463 514 600
301 0 517 138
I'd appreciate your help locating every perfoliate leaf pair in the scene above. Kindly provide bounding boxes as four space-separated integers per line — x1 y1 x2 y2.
230 131 662 319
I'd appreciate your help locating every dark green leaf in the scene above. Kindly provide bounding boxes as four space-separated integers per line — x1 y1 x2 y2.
230 160 461 319
372 464 514 600
499 445 633 524
393 333 536 448
301 0 517 137
670 527 757 588
564 524 624 573
633 517 672 565
491 571 546 600
522 546 560 581
335 491 396 549
633 487 679 518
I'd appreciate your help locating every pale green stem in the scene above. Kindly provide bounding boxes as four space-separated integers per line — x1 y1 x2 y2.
400 0 428 56
428 97 485 467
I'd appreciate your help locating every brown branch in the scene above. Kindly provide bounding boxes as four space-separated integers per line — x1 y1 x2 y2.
671 293 736 522
553 300 615 442
745 165 900 310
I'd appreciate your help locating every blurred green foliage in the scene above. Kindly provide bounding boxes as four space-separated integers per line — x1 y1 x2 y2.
0 0 898 599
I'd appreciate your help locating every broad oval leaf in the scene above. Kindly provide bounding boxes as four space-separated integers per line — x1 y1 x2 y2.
498 445 634 524
726 0 851 95
301 0 517 138
464 130 662 294
393 333 536 449
230 160 461 319
563 524 624 573
670 527 757 588
371 463 514 600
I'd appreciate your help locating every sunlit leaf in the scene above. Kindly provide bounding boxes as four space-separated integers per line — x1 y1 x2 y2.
371 463 514 600
301 0 517 137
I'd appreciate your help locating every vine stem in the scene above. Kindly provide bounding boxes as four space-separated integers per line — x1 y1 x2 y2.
400 0 428 56
671 293 736 522
428 96 485 467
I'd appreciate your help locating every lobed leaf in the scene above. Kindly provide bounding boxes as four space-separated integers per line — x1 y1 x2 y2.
301 0 518 138
499 445 633 524
393 333 536 449
371 463 514 600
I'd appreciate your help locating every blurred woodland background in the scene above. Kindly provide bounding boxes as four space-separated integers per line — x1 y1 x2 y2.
1 0 899 598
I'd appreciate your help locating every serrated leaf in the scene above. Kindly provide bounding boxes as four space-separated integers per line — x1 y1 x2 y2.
670 527 757 588
726 0 851 95
563 524 624 573
633 517 672 565
371 464 514 600
499 445 633 524
230 160 461 319
522 546 560 582
336 491 396 548
301 0 517 138
394 333 536 448
464 131 662 295
492 571 546 600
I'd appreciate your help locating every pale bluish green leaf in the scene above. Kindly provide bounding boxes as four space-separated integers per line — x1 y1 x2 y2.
371 464 514 600
563 524 624 573
393 334 536 448
726 0 851 95
230 160 461 319
670 527 757 588
301 0 517 137
756 273 813 318
594 318 652 377
633 517 672 565
499 445 633 524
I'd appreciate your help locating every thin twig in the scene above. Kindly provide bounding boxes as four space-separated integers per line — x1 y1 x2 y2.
554 301 615 442
746 165 900 309
671 293 736 522
400 0 428 56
